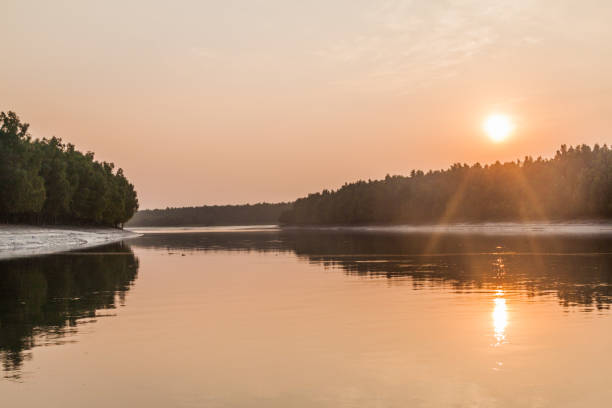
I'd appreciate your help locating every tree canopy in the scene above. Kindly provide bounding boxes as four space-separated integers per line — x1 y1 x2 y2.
280 144 612 225
0 111 138 226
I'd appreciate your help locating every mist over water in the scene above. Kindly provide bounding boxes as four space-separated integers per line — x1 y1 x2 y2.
1 228 611 406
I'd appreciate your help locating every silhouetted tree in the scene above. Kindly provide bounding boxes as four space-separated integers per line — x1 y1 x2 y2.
280 144 612 225
0 112 138 226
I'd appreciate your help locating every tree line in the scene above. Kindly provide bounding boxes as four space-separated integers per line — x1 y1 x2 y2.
126 202 291 227
280 144 612 225
0 112 138 227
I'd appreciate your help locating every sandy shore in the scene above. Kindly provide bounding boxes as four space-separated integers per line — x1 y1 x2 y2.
0 225 141 260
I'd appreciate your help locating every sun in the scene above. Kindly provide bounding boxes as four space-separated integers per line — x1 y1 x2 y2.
483 114 514 142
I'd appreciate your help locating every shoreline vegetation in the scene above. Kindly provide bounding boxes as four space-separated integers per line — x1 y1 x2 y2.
280 144 611 226
0 112 138 227
126 202 291 227
127 144 611 228
2 111 609 230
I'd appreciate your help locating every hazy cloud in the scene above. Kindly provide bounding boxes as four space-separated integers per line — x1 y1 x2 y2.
190 47 218 59
315 0 540 92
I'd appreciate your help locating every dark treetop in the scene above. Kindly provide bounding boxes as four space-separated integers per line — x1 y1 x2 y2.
0 112 138 227
280 144 612 225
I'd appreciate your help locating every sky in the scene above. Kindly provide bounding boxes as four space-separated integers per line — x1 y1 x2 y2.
2 0 612 209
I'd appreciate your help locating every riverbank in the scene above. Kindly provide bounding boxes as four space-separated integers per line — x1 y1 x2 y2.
281 221 612 235
0 225 141 260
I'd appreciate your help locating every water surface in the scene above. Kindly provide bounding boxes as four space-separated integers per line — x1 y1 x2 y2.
1 227 611 407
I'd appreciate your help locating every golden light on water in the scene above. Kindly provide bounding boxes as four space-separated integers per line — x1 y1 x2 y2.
493 289 508 346
484 114 515 142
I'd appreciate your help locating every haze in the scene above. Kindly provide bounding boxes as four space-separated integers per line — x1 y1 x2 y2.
2 1 611 209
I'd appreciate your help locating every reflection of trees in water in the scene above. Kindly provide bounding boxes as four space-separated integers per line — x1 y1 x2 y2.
312 253 612 310
134 230 612 311
0 243 138 378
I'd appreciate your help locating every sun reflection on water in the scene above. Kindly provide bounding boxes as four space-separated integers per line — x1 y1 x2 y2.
492 256 508 347
493 290 507 346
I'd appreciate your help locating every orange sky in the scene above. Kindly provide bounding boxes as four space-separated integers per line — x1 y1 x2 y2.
2 1 611 209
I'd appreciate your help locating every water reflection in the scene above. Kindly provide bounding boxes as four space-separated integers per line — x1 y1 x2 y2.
0 243 138 379
132 229 612 311
2 228 611 385
492 257 508 346
1 229 611 405
493 291 507 346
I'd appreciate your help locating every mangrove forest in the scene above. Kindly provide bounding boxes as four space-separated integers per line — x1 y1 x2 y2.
0 111 138 226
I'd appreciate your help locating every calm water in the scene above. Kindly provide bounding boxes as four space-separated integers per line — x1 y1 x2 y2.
1 227 612 407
